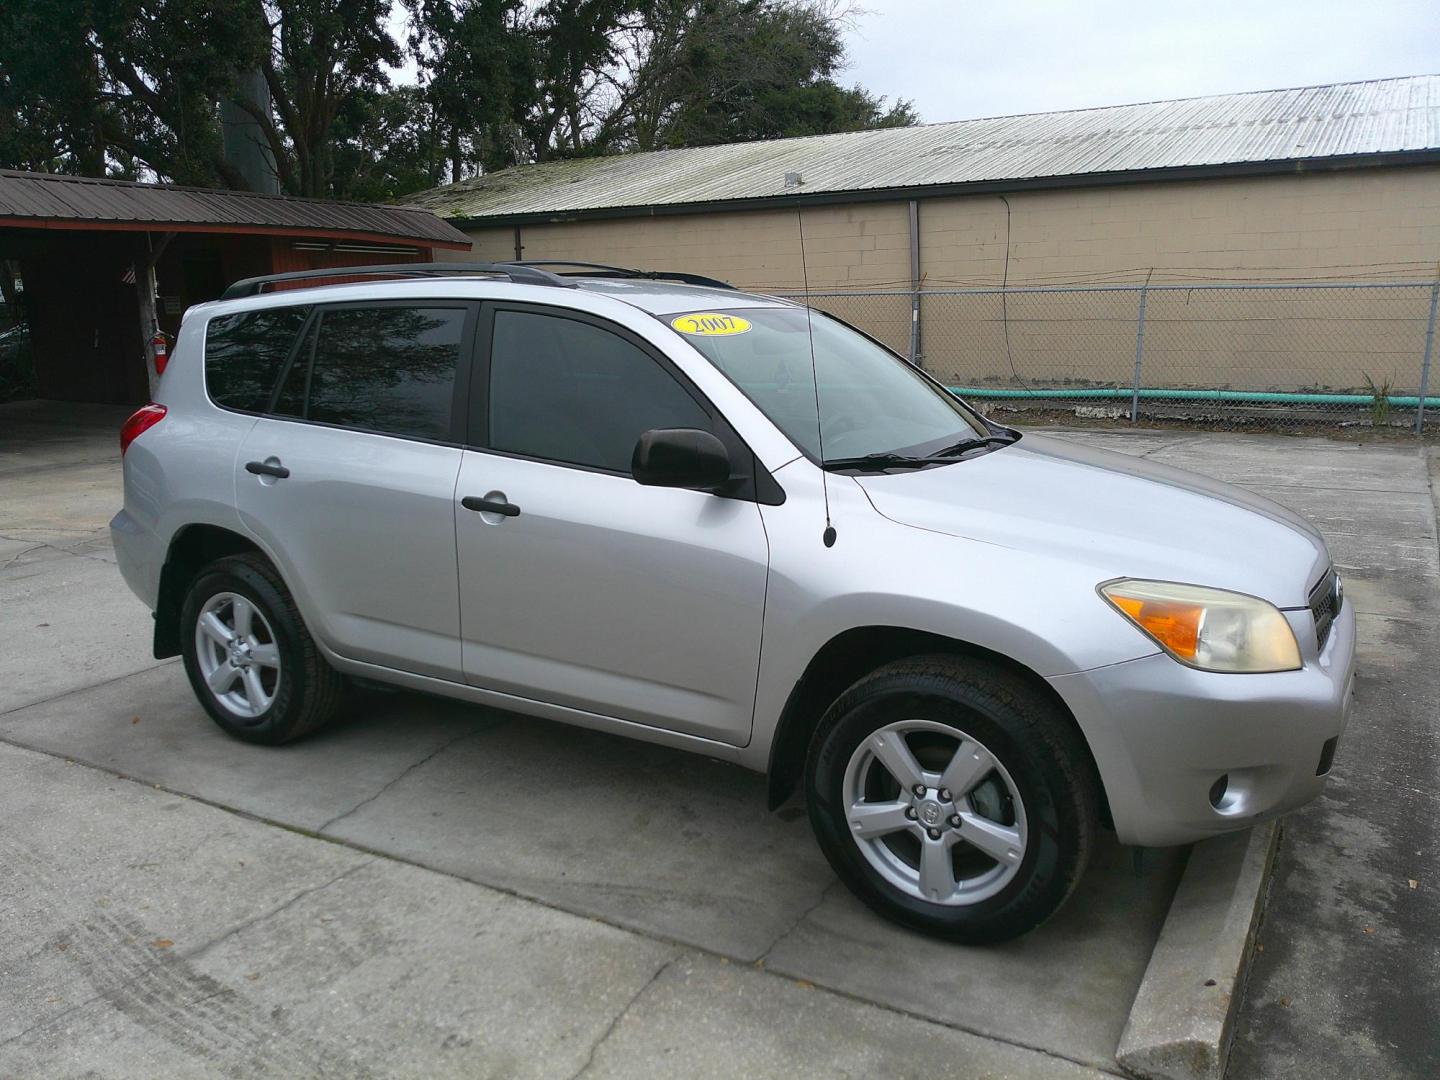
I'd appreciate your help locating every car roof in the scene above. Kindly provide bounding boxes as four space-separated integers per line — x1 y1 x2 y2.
570 277 796 315
186 271 798 324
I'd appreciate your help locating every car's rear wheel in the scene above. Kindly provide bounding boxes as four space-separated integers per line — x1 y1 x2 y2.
805 654 1098 943
180 553 345 744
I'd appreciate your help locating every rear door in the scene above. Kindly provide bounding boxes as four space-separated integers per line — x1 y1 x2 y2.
233 300 475 680
453 303 771 745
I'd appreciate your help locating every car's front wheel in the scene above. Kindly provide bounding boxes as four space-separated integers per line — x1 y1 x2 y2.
805 654 1098 943
180 553 345 745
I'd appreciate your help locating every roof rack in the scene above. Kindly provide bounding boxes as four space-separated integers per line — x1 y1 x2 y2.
219 261 575 300
501 260 737 290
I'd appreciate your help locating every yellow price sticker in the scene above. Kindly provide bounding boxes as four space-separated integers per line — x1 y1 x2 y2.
671 312 752 337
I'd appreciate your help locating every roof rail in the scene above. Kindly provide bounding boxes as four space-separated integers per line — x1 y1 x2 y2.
219 261 575 300
501 260 737 291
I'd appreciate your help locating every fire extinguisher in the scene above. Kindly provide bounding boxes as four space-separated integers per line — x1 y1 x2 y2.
150 328 170 376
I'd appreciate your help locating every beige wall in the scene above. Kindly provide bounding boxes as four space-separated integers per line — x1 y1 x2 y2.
920 167 1440 287
457 201 912 291
457 166 1440 393
461 167 1440 288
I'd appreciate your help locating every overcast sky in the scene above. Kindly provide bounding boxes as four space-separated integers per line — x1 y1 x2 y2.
841 0 1440 123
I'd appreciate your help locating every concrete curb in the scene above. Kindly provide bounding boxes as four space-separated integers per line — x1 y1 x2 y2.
1115 822 1279 1080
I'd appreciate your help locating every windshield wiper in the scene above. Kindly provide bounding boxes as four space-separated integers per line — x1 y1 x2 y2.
926 433 1019 459
822 452 934 472
825 434 1018 472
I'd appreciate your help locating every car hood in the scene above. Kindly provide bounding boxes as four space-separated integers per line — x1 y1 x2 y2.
852 433 1329 608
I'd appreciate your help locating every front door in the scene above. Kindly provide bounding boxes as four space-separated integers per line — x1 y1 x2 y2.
455 305 770 744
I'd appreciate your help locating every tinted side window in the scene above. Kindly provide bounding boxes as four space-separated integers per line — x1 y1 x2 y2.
204 306 310 412
488 310 710 472
301 305 465 441
271 319 311 420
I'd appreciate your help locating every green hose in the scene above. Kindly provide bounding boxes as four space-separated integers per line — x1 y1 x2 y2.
949 386 1439 407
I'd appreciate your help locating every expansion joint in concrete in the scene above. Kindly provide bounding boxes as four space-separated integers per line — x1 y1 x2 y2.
182 860 375 964
567 953 682 1080
315 726 491 834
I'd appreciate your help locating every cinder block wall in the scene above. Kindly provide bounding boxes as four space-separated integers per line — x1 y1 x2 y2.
918 167 1440 287
455 202 910 289
457 203 915 355
455 166 1440 392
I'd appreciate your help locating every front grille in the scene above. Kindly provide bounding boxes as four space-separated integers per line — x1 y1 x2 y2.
1309 567 1342 651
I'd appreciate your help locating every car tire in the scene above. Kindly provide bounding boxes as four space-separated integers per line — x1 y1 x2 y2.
805 654 1098 943
180 553 346 745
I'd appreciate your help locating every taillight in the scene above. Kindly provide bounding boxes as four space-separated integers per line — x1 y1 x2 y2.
120 403 167 455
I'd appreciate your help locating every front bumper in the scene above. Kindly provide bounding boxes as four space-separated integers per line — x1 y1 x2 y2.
1047 598 1356 847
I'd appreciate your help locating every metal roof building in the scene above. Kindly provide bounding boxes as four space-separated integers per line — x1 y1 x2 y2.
410 75 1440 224
411 76 1440 413
0 171 470 404
0 169 471 247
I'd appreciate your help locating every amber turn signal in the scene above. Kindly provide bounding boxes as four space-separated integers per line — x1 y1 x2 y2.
1108 594 1204 659
1101 580 1302 673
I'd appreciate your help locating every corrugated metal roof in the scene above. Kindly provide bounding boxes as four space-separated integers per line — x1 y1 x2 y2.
407 75 1440 221
0 170 471 247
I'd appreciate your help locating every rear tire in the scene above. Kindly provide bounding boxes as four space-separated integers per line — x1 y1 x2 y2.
180 553 345 745
805 654 1098 943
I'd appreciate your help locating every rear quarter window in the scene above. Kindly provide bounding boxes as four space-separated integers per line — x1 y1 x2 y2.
204 306 311 413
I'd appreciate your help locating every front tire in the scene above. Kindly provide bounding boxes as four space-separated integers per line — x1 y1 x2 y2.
805 654 1098 943
180 554 345 745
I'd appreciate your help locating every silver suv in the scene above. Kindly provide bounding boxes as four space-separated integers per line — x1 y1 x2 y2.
112 262 1355 942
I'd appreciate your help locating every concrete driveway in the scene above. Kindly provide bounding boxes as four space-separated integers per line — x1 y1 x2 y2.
1 400 1435 1079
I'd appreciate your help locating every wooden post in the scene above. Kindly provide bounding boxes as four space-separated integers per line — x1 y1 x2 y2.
135 232 175 398
136 256 159 398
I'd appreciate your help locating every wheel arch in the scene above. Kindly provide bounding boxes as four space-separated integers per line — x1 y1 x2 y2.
153 524 267 659
764 626 1111 827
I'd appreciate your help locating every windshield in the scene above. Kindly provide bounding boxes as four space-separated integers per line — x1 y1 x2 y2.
671 306 986 462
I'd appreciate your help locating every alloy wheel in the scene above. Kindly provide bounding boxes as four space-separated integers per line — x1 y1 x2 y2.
194 592 281 721
841 719 1028 905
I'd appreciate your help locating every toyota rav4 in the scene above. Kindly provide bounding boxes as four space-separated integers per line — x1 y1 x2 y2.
111 262 1355 942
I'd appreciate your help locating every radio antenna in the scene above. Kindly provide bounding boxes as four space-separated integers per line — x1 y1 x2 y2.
797 210 836 548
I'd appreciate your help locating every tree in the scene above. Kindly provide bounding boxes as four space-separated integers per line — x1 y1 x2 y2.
0 0 915 196
403 0 535 181
522 0 640 160
0 1 400 197
0 0 263 186
605 0 916 151
0 1 101 175
328 85 441 201
424 0 917 163
234 0 402 196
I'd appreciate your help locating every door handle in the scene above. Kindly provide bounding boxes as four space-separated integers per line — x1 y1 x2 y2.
461 496 520 517
245 460 290 479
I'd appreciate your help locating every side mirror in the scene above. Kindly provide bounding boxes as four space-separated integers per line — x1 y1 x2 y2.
631 428 732 490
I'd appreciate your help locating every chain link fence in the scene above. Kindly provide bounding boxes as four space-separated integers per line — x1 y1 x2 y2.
776 282 1440 434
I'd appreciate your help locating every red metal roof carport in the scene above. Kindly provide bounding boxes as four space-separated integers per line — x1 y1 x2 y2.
0 170 471 405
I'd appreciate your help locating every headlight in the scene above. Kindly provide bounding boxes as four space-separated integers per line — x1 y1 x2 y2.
1099 580 1301 673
